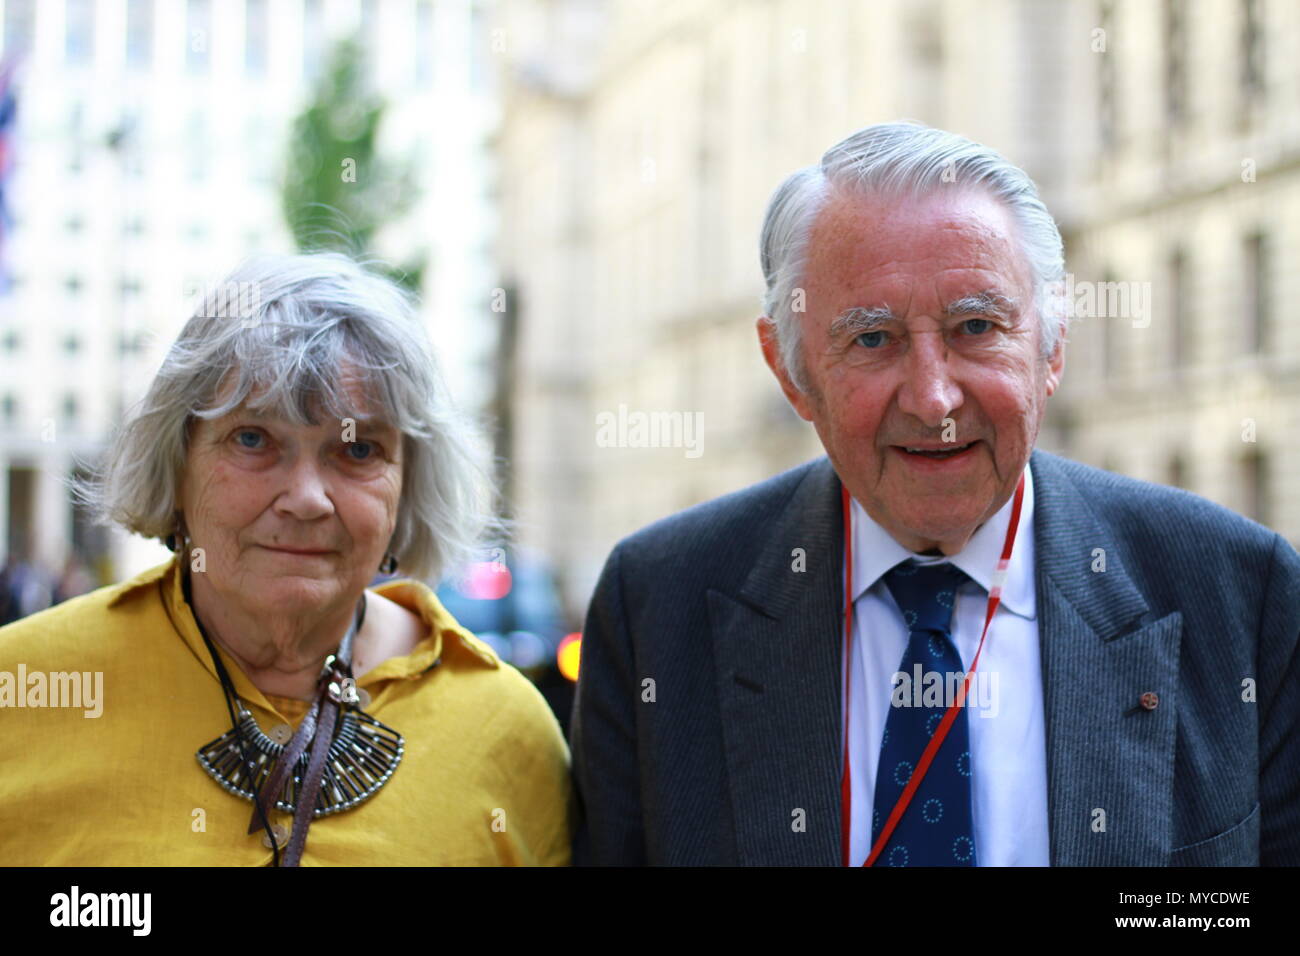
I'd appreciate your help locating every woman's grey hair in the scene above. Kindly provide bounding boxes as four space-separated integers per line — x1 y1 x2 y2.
759 120 1067 392
74 251 497 583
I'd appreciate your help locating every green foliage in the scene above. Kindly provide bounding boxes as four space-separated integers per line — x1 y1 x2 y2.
280 35 426 292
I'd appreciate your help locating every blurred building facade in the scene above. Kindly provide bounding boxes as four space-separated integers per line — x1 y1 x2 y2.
0 0 497 586
496 0 1300 616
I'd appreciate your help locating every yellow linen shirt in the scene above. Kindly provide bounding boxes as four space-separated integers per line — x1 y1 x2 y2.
0 555 574 865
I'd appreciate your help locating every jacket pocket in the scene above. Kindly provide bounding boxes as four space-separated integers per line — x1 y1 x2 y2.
1169 802 1259 866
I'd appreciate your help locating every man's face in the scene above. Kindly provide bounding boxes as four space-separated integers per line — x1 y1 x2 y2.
759 186 1064 554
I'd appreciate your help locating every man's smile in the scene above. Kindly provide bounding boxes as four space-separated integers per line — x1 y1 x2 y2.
889 439 982 467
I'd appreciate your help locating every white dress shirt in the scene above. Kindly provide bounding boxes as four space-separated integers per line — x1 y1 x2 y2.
844 462 1050 866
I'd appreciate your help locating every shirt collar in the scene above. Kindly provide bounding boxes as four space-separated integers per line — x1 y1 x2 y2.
849 460 1036 620
107 554 497 712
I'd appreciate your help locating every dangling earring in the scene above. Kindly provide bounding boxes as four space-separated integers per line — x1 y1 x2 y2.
167 515 188 555
379 553 398 575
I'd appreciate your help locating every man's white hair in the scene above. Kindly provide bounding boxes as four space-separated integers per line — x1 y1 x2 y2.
759 120 1067 391
74 251 495 583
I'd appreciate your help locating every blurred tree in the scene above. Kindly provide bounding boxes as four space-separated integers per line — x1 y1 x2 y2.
280 36 426 292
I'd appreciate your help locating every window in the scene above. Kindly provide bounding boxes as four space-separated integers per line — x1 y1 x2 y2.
64 276 84 296
1 329 19 352
1240 451 1268 525
245 115 274 184
63 333 81 355
1167 248 1186 369
1241 0 1263 104
361 0 379 51
469 0 487 92
3 0 34 58
1100 266 1117 379
1243 231 1268 354
1 394 17 424
246 0 268 75
127 0 154 68
68 102 84 173
186 111 208 182
416 0 434 85
62 393 79 424
66 0 95 66
1097 1 1116 148
303 0 324 81
1167 454 1186 490
1163 0 1186 125
187 0 211 74
119 332 147 356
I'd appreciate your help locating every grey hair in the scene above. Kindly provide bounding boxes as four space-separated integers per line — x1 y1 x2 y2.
759 120 1067 391
74 251 497 583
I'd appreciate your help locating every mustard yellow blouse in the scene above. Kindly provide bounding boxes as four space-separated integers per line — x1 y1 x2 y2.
0 556 574 865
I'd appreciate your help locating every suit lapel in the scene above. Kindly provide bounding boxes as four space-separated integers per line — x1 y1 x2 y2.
1030 450 1183 865
707 450 1183 866
708 458 844 865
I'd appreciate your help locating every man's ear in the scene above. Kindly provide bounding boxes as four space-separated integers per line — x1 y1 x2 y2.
1044 322 1066 398
757 316 815 422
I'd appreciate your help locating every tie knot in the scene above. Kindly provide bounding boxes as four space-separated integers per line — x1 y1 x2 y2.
882 561 968 634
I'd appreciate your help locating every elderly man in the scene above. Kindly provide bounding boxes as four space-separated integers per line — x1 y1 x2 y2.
570 121 1299 866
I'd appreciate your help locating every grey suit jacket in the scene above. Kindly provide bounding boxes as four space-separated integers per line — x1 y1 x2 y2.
569 449 1300 865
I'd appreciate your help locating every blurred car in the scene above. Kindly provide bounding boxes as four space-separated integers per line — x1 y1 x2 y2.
430 549 577 733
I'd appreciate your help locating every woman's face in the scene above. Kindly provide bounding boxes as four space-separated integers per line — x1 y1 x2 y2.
177 373 403 620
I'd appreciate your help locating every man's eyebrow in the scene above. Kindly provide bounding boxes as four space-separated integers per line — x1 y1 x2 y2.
943 290 1019 319
827 292 1017 338
828 305 896 338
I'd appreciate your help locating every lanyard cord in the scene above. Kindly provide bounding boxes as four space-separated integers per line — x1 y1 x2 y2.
841 472 1026 867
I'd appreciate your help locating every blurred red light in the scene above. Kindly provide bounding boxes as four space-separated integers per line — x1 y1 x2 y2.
462 561 512 600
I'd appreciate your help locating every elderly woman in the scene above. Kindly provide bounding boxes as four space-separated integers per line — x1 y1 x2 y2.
0 253 572 865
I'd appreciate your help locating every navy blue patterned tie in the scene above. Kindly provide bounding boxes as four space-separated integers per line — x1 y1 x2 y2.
871 561 977 866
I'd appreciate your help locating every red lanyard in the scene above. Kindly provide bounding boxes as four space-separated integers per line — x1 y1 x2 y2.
840 472 1026 867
